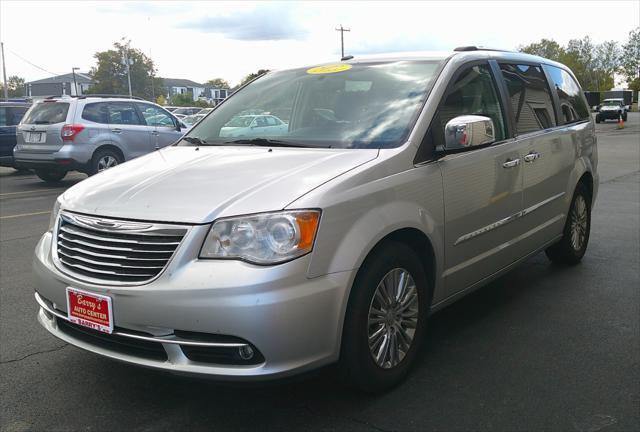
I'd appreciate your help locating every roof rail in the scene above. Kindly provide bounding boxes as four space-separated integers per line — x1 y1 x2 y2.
77 94 145 100
454 46 512 53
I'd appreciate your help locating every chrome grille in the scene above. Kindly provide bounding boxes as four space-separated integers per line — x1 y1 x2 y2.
54 212 188 284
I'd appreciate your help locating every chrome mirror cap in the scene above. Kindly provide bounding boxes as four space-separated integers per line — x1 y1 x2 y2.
443 115 495 151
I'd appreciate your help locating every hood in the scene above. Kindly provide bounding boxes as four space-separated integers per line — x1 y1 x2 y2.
61 146 378 224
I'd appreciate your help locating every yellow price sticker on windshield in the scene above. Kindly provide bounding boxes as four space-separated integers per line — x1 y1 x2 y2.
306 64 352 74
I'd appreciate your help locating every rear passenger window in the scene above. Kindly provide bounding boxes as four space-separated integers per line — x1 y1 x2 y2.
499 64 556 134
545 66 590 124
82 103 108 123
108 102 143 125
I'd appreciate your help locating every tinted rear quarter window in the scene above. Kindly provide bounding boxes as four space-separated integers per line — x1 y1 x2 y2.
22 102 70 125
499 64 556 134
1 107 29 126
82 103 109 123
545 66 589 124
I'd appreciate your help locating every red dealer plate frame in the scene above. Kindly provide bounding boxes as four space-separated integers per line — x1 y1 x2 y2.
66 287 114 334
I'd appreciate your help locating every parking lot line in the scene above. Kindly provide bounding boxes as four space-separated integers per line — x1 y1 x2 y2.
0 188 63 198
0 210 51 220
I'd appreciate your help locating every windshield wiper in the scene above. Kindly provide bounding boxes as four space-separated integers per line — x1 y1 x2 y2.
182 136 207 145
224 138 331 148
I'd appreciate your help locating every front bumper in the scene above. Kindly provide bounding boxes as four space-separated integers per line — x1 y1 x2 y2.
598 110 623 120
34 228 354 379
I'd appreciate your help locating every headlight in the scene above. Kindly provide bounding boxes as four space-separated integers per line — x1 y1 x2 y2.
200 210 321 264
48 197 62 231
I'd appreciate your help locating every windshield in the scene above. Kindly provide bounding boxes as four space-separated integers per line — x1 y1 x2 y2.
602 100 622 106
22 102 69 125
180 60 444 149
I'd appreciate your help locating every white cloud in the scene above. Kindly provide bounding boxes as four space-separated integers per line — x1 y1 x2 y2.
1 1 638 87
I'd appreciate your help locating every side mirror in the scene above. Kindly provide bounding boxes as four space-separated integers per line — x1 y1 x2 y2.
443 115 495 151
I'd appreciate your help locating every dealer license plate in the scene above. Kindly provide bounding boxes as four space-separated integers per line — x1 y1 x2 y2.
66 287 113 334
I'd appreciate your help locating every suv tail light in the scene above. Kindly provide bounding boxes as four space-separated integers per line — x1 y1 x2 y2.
61 124 85 142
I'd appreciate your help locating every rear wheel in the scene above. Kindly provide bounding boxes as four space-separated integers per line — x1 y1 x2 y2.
595 114 601 123
340 241 430 393
90 149 122 175
35 169 66 183
545 182 591 265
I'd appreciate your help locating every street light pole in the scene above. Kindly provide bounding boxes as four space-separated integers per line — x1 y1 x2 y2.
1 42 8 101
71 67 79 96
124 43 133 98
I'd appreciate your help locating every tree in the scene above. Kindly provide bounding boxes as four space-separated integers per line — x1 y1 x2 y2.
169 93 195 106
620 27 640 96
519 36 623 91
87 39 164 100
519 39 565 62
0 75 26 97
239 69 270 86
205 78 230 89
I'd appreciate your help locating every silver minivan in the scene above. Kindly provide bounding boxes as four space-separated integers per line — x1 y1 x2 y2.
14 96 186 182
33 48 597 392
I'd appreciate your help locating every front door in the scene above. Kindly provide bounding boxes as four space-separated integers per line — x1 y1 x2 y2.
434 63 528 297
136 103 183 149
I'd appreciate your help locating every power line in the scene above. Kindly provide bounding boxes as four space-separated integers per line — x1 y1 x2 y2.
5 46 60 76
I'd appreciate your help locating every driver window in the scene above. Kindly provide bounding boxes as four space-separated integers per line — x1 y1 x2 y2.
436 64 505 143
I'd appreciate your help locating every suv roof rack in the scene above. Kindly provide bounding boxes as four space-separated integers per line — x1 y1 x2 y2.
42 94 145 101
77 94 144 100
454 46 512 53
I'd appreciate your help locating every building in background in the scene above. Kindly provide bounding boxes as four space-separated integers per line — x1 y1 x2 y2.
25 72 94 98
163 78 229 105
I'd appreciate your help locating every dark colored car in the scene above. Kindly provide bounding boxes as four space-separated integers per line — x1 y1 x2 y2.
0 102 31 168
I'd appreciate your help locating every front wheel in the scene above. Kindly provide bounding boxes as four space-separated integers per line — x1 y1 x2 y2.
545 182 591 265
595 114 601 123
340 241 430 393
35 169 66 183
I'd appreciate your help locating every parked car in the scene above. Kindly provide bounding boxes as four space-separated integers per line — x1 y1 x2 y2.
197 108 213 115
14 96 187 182
172 107 203 117
163 106 180 112
0 102 30 169
595 99 628 123
219 114 288 138
181 113 206 127
34 48 597 392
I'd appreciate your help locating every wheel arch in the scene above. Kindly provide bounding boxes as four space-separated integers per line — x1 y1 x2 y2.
92 144 125 164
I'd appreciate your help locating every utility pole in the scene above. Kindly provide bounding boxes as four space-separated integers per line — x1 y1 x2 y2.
1 42 8 101
335 25 350 59
71 67 79 96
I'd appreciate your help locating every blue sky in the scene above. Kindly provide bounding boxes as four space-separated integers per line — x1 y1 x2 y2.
1 1 638 86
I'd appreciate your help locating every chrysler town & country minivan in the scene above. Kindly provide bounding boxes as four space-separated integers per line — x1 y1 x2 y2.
33 48 597 392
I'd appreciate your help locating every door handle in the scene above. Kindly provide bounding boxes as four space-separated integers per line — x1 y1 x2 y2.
524 151 541 163
502 158 521 168
150 130 159 136
111 128 122 134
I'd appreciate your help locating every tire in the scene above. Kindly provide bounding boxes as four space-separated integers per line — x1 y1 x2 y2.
340 241 430 393
90 148 122 175
35 169 66 183
595 114 601 123
545 182 591 265
622 113 627 122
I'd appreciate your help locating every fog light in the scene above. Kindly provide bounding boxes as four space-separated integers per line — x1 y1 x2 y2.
238 345 254 360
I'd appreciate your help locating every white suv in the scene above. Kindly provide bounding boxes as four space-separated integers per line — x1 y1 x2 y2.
14 95 187 182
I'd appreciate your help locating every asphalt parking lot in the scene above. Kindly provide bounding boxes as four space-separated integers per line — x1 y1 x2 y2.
1 114 638 432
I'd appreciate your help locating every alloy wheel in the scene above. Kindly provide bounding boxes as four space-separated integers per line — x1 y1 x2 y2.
570 195 588 251
367 268 419 369
97 156 118 172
